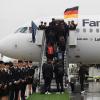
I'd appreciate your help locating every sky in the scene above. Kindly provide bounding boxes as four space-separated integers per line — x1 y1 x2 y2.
0 0 100 39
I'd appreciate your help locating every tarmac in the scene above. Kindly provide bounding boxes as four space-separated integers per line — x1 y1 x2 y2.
70 82 100 100
25 82 100 100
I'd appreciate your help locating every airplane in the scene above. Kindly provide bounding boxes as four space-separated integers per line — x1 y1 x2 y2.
0 16 100 64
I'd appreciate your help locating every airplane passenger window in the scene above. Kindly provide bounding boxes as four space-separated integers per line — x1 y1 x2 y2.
90 29 93 33
96 29 99 33
83 28 86 33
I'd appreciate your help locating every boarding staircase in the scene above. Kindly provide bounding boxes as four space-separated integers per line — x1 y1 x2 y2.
35 30 68 89
32 22 78 91
38 31 70 89
39 30 47 86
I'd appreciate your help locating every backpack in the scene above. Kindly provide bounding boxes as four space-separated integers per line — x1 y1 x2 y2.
47 46 54 55
58 52 63 60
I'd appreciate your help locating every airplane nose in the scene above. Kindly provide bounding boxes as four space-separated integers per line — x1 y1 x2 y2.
0 35 14 56
0 37 9 55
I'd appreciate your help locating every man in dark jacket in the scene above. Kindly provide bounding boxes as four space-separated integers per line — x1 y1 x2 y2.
79 64 88 93
42 59 53 94
54 60 64 93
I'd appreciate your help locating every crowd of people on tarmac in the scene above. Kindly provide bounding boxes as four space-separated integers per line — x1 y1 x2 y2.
0 60 38 100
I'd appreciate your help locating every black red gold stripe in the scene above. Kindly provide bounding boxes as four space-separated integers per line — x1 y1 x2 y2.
64 6 79 18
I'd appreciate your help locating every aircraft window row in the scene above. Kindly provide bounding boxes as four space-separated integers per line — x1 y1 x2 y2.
83 28 86 33
96 29 99 33
15 27 32 33
76 28 100 33
89 29 93 33
15 27 100 34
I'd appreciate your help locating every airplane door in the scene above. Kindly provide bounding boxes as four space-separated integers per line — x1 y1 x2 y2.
35 30 45 45
68 30 77 46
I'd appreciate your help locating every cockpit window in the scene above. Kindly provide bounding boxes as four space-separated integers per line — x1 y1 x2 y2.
20 27 28 33
15 28 22 33
15 27 28 33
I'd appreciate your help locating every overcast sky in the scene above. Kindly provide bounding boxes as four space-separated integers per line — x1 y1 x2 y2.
0 0 100 39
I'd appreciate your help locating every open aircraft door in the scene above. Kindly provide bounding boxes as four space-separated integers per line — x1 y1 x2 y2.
35 30 45 46
68 30 77 47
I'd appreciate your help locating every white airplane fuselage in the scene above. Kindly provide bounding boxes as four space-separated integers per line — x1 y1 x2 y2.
0 16 100 64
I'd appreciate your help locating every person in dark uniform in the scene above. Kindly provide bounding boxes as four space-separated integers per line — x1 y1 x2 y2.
14 60 22 100
70 20 77 30
42 59 53 94
46 30 56 45
63 22 69 42
38 21 44 30
43 22 47 30
54 60 64 93
45 18 56 36
50 18 56 30
28 61 36 93
4 62 12 100
27 61 35 94
0 61 4 99
0 61 9 100
24 61 32 95
79 64 88 93
17 60 27 100
58 36 66 64
8 62 15 100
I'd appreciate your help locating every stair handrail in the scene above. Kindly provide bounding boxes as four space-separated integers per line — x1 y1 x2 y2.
39 31 46 85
